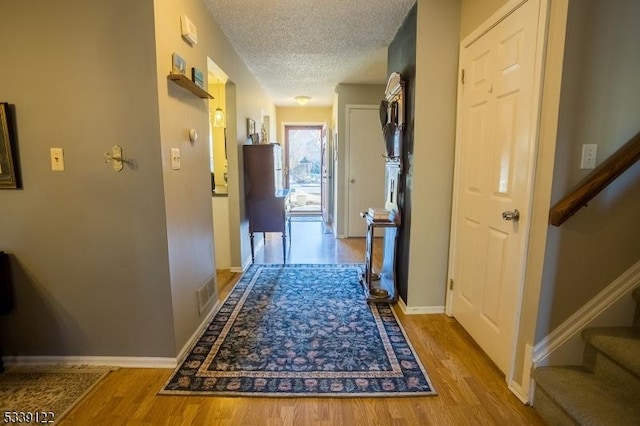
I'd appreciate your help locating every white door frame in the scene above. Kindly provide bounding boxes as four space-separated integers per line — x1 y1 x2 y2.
446 0 551 403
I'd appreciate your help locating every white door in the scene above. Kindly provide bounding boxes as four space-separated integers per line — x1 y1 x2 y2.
347 107 385 237
449 0 540 373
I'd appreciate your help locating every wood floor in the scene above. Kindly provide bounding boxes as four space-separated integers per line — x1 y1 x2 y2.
62 220 544 425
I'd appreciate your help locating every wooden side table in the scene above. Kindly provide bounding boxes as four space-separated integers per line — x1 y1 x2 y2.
360 212 399 303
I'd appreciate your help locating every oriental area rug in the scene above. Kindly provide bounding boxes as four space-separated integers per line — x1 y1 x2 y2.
0 365 113 423
161 264 436 397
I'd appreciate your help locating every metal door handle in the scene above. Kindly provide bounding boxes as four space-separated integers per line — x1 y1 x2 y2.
502 209 520 221
350 179 356 183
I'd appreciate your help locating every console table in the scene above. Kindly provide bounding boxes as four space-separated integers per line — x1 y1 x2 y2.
360 212 399 303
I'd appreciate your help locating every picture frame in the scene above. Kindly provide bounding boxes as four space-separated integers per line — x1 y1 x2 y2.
246 118 255 140
172 53 187 75
0 103 20 189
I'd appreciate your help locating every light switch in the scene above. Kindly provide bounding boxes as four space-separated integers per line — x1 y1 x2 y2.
171 148 181 170
580 144 597 170
50 148 65 171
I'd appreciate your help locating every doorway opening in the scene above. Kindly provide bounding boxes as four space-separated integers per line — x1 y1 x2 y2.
284 125 323 215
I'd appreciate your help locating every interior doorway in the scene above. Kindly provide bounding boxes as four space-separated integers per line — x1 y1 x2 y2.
284 125 323 215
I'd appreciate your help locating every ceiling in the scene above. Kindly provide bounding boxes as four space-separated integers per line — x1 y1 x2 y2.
204 0 415 106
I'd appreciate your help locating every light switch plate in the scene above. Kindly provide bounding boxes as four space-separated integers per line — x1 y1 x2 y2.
171 148 181 170
50 147 65 171
580 144 597 169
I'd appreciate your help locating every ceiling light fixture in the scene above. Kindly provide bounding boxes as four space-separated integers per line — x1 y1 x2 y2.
213 78 225 127
295 96 311 106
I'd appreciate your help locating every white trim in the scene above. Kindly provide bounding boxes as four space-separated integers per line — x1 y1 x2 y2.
508 382 531 405
397 297 445 315
231 249 256 273
532 259 640 365
2 356 177 369
176 300 222 364
509 343 534 404
463 0 529 47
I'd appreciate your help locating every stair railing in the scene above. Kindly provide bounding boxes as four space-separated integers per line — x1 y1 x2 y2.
549 131 640 226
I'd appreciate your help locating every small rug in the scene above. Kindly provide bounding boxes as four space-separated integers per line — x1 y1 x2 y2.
161 264 435 397
0 365 112 423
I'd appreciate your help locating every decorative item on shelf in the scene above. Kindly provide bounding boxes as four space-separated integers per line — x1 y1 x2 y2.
0 103 20 189
172 53 186 75
191 67 204 89
380 72 405 161
246 118 255 141
259 125 268 144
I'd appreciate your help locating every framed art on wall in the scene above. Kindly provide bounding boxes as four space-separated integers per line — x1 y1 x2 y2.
0 103 20 189
246 118 255 139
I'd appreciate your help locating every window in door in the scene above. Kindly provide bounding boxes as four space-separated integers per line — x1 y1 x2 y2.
285 125 322 214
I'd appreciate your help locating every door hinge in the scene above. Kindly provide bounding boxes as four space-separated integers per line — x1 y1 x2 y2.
461 69 465 85
449 278 454 290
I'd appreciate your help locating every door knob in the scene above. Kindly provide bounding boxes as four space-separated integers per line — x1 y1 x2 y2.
350 179 356 183
502 209 520 221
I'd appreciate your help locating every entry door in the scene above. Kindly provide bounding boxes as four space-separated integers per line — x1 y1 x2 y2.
449 0 539 374
347 106 385 237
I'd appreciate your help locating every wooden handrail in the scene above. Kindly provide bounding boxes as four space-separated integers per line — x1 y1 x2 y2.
549 131 640 226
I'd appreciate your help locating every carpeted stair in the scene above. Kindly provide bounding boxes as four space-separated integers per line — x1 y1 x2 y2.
532 287 640 425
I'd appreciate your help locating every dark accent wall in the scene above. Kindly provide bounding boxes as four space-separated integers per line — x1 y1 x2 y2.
387 4 416 302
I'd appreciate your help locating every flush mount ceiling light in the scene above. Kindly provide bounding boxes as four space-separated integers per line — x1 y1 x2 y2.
294 96 311 106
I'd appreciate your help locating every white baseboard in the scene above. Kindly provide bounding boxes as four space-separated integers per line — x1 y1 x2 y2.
2 355 177 369
532 259 640 366
175 300 221 364
231 255 253 273
397 297 445 315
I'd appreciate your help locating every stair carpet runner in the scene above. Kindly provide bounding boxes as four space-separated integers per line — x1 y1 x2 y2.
532 287 640 425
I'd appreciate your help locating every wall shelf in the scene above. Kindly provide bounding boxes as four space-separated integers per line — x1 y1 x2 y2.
167 73 213 99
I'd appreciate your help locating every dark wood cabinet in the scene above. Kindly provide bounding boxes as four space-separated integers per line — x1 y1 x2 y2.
243 144 290 263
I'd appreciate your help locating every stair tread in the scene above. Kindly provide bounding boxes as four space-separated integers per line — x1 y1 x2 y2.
582 326 640 378
534 366 640 426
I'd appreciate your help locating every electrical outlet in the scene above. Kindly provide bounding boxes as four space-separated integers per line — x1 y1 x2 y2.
171 148 181 170
580 144 597 169
50 148 65 171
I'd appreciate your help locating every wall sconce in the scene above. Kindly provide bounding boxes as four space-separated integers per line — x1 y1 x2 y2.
295 96 311 106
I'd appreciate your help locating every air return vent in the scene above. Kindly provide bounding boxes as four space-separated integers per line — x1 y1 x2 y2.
197 275 217 315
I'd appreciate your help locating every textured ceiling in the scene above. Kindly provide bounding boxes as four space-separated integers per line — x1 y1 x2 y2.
204 0 415 106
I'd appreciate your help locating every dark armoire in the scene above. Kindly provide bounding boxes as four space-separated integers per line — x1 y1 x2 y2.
243 143 290 263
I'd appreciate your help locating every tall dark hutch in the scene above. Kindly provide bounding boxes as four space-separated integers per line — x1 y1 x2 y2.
243 143 291 263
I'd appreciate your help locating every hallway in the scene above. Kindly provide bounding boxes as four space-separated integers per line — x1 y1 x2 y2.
251 218 380 266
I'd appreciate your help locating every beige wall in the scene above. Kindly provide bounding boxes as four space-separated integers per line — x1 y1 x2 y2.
153 0 276 351
406 0 461 308
536 0 640 339
0 0 176 357
460 0 509 38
